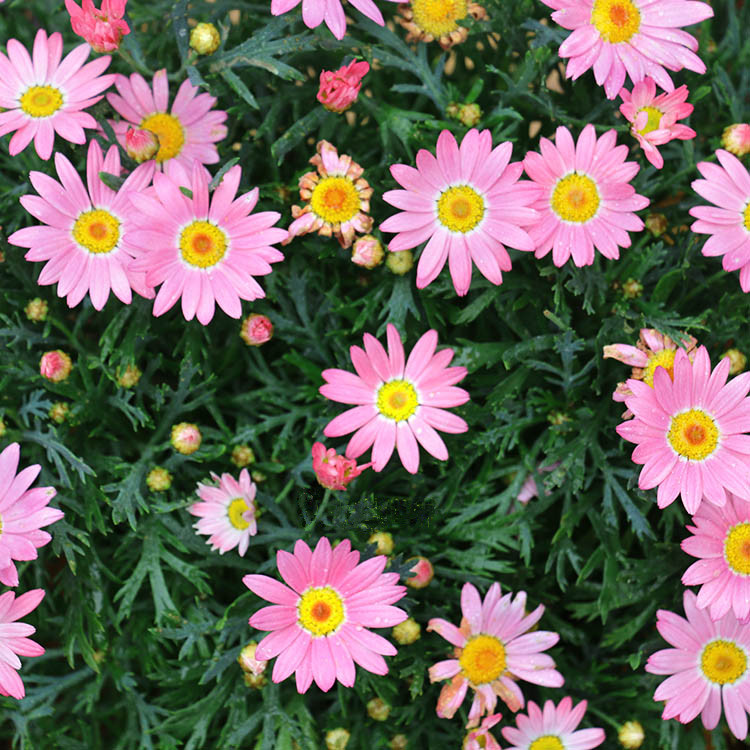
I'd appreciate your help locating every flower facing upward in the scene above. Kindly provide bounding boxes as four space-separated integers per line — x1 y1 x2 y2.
8 140 155 310
464 714 502 750
244 537 408 693
320 324 469 474
317 61 369 113
0 589 46 700
128 163 286 325
427 582 564 727
396 0 488 50
542 0 713 99
646 590 750 741
501 697 606 750
311 442 370 491
107 69 227 169
523 124 649 267
0 443 64 588
616 346 750 514
65 0 130 53
722 124 750 158
189 469 258 556
381 129 538 296
690 150 750 293
0 29 115 160
40 351 72 383
619 79 696 169
286 140 373 249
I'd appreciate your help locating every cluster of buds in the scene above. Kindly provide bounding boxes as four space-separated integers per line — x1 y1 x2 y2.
40 350 73 383
317 60 369 113
170 422 202 455
240 314 273 346
311 442 369 490
64 0 129 53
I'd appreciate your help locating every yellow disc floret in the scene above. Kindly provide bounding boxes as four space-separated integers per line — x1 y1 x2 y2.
310 176 361 224
140 112 185 162
297 586 346 636
180 220 227 268
550 173 600 223
228 498 251 530
377 380 419 421
636 106 663 135
459 634 506 685
667 409 719 461
72 209 121 254
743 202 750 233
642 349 676 387
591 0 641 43
529 737 565 750
725 523 750 575
437 185 485 233
701 639 747 685
411 0 469 37
20 85 64 118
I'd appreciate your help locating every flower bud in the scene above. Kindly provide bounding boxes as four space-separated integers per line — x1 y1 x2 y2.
325 728 351 750
65 0 130 53
366 697 391 722
40 350 72 383
722 123 750 157
125 128 159 163
116 363 142 389
386 249 414 276
49 402 70 424
231 444 256 467
645 213 668 237
171 422 202 454
351 234 384 269
458 103 482 128
368 531 394 555
240 314 273 346
238 642 267 677
146 466 172 492
392 617 421 645
722 348 747 376
621 278 643 299
618 721 644 749
25 298 48 322
0 418 6 437
317 60 369 113
251 470 266 483
190 22 221 55
389 736 408 750
405 556 434 589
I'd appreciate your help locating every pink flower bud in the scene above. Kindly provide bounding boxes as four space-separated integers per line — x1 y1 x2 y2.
171 422 202 455
40 350 73 383
240 314 273 346
238 642 267 677
125 128 159 163
317 60 369 114
351 234 384 269
311 442 369 491
722 123 750 157
405 556 434 589
64 0 130 53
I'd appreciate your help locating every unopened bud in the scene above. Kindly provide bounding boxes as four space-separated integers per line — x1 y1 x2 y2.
621 278 643 299
392 617 421 645
618 721 644 749
722 123 750 157
116 363 142 388
458 102 482 127
405 556 434 589
390 736 408 750
241 314 273 346
146 466 172 492
190 22 221 55
40 350 72 383
325 728 351 750
722 348 747 376
367 697 391 722
25 297 48 322
231 444 256 467
351 235 384 269
125 128 159 163
171 422 202 454
368 531 394 556
386 249 414 276
49 402 70 424
645 213 668 237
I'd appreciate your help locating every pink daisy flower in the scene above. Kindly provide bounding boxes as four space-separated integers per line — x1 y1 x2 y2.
8 139 155 310
618 78 696 169
0 588 46 700
380 129 538 296
682 493 750 622
616 346 750 514
523 124 649 267
0 29 115 160
243 536 407 693
646 590 750 741
188 469 258 556
320 323 469 474
502 697 605 750
107 69 228 169
271 0 399 40
427 582 564 727
542 0 713 99
465 714 503 750
128 162 287 325
689 149 750 293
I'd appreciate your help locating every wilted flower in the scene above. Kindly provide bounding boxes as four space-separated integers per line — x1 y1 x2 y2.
40 350 72 383
189 22 221 55
240 314 273 346
465 714 502 750
125 128 159 163
317 60 369 113
64 0 130 53
311 442 369 490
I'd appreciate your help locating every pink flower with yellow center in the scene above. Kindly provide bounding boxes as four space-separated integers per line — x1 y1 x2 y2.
616 346 750 514
0 29 115 160
107 69 227 170
542 0 713 99
8 139 155 310
317 60 369 113
311 442 370 490
0 588 46 700
523 124 649 267
381 129 538 296
619 78 696 169
128 163 286 325
320 323 469 474
65 0 130 53
244 537 407 693
427 582 564 727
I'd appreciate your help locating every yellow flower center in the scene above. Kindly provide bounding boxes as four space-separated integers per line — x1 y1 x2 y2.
725 523 750 575
309 176 361 224
72 209 121 254
436 185 485 233
529 738 565 750
642 349 676 387
20 85 64 118
458 634 506 685
636 105 663 136
550 173 600 223
0 513 3 537
297 586 346 636
701 640 747 685
743 202 750 233
667 409 719 461
227 498 251 530
179 220 227 268
376 379 419 421
411 0 468 36
140 112 185 162
591 0 641 43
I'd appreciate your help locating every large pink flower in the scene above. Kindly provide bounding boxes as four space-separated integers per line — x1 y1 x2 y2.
244 537 407 693
523 124 648 267
616 346 750 514
320 323 469 474
0 29 114 160
542 0 713 99
646 590 750 741
0 589 46 700
380 129 538 296
427 582 564 727
8 139 155 310
128 163 286 325
689 149 750 292
271 0 399 40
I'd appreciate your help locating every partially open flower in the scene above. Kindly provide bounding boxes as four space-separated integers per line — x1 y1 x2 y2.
311 442 369 490
64 0 130 53
351 234 384 269
317 60 369 113
40 350 72 383
396 0 487 50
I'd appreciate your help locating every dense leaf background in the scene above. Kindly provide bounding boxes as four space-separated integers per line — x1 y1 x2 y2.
1 0 749 747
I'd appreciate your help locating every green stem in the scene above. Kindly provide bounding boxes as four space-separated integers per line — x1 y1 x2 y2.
305 489 331 532
116 47 153 77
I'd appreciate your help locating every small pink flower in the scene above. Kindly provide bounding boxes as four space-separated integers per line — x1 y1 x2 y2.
241 314 274 346
271 0 398 39
65 0 130 53
517 462 560 504
317 60 369 113
0 589 46 700
351 234 384 269
723 124 750 157
311 442 369 491
619 79 696 169
406 556 434 588
40 351 72 383
125 127 159 163
465 714 502 750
